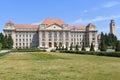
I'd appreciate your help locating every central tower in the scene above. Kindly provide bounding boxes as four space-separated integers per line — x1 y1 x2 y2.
110 20 116 36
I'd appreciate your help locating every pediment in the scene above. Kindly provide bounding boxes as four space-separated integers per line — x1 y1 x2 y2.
46 23 63 30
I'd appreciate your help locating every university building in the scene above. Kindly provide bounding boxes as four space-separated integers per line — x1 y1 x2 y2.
4 19 98 49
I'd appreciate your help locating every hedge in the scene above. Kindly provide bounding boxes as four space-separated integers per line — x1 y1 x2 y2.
60 50 120 57
11 48 46 52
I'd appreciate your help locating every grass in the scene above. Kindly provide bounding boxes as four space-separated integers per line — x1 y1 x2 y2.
0 52 120 80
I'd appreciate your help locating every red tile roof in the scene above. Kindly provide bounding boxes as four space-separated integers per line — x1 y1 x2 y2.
14 24 39 29
42 19 65 25
70 26 86 29
5 21 14 26
87 23 95 27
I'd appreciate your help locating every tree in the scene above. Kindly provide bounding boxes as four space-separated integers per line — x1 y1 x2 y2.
56 46 58 50
90 42 94 51
75 44 79 51
62 46 64 50
2 35 8 49
65 46 68 50
7 35 13 49
100 32 107 51
100 39 107 51
0 43 2 50
115 41 120 51
81 42 85 51
0 33 4 48
0 33 4 43
70 43 73 50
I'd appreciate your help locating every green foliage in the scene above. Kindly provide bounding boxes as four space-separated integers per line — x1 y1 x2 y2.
0 34 14 49
56 46 59 50
70 43 73 50
115 41 120 51
62 46 64 50
0 43 2 50
90 42 94 51
100 40 107 51
75 44 79 51
0 33 4 43
12 48 46 52
65 46 68 50
2 35 8 49
7 35 13 49
100 32 107 51
81 42 86 51
100 32 117 50
60 50 120 57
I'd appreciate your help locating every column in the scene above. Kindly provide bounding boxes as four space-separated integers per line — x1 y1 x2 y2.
57 31 59 47
12 31 16 48
68 31 71 47
39 31 42 47
52 32 54 48
45 31 48 48
63 31 65 47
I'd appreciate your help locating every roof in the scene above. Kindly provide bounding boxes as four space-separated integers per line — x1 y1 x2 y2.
41 19 66 25
5 21 14 26
14 24 39 29
70 26 86 29
87 23 95 27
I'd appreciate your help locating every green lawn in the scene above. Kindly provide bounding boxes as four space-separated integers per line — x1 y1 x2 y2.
0 52 120 80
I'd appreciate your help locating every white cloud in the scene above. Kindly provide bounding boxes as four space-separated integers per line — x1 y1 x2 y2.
103 1 120 8
83 10 88 13
74 15 120 24
82 1 120 14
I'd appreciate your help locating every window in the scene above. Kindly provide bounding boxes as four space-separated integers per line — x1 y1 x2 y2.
42 42 45 46
16 43 18 46
26 34 28 37
26 39 28 42
42 31 45 38
16 35 18 37
19 43 21 46
54 32 57 38
48 32 52 38
92 34 95 37
16 39 18 42
65 32 69 39
19 39 21 42
59 32 62 37
92 38 95 40
30 34 31 37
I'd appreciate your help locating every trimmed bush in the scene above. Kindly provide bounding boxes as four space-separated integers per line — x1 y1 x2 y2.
0 43 2 50
70 43 73 50
60 50 120 57
12 48 46 52
75 44 79 51
81 42 86 51
90 43 94 51
115 41 120 51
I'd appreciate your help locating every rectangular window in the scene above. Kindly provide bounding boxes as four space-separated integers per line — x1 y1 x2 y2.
26 34 28 37
42 31 45 38
16 35 18 37
19 39 21 42
54 32 57 38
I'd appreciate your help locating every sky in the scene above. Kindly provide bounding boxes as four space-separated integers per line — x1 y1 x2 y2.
0 0 120 39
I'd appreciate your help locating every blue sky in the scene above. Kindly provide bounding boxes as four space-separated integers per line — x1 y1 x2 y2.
0 0 120 39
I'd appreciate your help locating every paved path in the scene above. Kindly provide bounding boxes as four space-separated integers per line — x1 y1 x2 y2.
0 50 10 53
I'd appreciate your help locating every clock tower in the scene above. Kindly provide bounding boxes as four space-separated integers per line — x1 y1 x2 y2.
110 20 116 36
